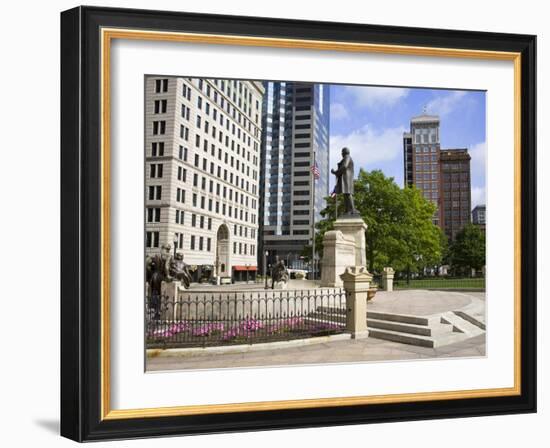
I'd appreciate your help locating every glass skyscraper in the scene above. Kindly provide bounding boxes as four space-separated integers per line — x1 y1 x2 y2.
259 81 330 270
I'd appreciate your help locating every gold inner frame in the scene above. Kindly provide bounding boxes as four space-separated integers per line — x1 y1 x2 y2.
100 28 522 420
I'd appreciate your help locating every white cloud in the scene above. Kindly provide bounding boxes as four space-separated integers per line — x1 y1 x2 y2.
469 141 487 173
425 91 467 117
330 102 349 121
344 86 409 109
471 186 486 209
469 141 487 209
330 124 407 179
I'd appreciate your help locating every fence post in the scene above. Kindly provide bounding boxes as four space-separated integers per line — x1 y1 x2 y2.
382 267 395 292
340 266 372 339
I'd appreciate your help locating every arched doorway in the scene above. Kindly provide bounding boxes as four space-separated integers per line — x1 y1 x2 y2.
215 224 230 280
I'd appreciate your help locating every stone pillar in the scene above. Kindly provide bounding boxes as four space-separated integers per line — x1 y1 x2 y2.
333 217 368 267
340 266 372 339
160 281 183 320
382 267 395 292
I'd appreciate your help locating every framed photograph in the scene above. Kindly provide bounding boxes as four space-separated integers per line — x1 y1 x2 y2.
60 6 536 441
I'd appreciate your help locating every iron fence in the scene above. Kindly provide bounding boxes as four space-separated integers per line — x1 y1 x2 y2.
146 289 347 349
393 275 485 290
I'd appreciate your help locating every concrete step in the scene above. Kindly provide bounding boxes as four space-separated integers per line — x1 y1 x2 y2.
453 311 486 330
366 311 437 326
367 328 435 347
367 318 432 336
440 312 485 337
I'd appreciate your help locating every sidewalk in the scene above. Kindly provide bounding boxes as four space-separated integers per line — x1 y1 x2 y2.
147 333 486 371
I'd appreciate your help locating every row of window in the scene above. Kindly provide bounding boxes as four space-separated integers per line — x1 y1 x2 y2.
193 133 257 178
233 241 256 256
148 183 257 225
191 153 257 195
442 182 470 190
414 145 438 153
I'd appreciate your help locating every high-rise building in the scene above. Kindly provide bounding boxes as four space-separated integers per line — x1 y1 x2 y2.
403 114 441 226
440 149 472 241
472 204 486 234
144 76 264 282
258 82 330 270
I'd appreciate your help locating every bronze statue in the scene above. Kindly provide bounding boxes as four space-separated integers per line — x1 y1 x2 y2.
331 147 359 216
169 252 191 289
271 257 289 288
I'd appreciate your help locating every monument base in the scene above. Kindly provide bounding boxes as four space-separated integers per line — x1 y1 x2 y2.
320 216 368 288
272 281 288 289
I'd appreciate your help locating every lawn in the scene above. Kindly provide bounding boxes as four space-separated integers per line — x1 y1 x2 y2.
393 277 485 290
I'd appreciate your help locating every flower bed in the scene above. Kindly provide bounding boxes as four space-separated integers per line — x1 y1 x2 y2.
146 317 344 348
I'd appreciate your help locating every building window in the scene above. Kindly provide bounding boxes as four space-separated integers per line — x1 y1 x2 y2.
154 99 167 114
155 79 168 93
146 231 160 248
146 207 161 222
148 185 162 200
181 104 190 120
207 238 211 252
190 235 195 250
179 145 188 161
152 121 166 135
180 125 189 140
151 142 164 157
199 236 204 251
150 163 163 178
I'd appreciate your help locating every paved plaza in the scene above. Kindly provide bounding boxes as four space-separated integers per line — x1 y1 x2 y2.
147 333 486 372
146 287 486 372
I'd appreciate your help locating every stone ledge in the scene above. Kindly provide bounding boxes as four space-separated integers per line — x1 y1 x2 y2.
147 332 351 358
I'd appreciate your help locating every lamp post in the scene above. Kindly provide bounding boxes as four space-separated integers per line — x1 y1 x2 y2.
173 235 178 258
263 250 269 289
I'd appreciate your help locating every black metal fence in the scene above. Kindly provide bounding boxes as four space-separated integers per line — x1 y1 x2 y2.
146 289 347 349
393 275 485 290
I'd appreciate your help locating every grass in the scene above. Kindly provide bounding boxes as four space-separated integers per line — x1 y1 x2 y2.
394 277 485 290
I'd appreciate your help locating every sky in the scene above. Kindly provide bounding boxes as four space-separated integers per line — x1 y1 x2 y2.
328 84 487 208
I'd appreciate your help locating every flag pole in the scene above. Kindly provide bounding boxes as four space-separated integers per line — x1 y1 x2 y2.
335 190 338 220
311 150 316 282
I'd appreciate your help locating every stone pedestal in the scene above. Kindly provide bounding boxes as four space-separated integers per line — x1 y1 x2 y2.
160 281 184 320
272 281 288 289
320 216 368 287
382 267 395 292
333 216 368 267
340 266 372 339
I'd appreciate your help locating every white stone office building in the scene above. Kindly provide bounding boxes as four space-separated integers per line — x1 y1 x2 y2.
145 76 264 282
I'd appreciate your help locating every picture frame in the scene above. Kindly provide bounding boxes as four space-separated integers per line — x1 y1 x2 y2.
60 5 536 441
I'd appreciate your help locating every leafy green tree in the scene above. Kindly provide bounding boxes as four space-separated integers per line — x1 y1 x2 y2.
448 224 486 276
304 169 444 273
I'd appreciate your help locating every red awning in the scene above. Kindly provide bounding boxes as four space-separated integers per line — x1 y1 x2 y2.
232 265 258 271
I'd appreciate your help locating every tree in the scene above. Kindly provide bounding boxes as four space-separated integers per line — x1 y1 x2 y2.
448 224 486 276
305 169 444 273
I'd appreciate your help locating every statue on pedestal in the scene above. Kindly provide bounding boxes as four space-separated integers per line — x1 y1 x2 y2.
146 245 191 319
331 147 359 216
271 257 289 289
169 252 192 289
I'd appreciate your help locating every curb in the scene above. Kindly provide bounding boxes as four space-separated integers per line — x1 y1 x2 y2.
147 332 351 358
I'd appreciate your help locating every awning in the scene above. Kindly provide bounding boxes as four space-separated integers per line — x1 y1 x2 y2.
232 265 258 271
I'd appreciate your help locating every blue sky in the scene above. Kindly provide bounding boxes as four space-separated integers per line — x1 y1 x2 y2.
328 84 487 208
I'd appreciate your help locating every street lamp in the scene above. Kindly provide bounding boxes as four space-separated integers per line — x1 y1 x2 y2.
263 250 269 289
173 235 178 258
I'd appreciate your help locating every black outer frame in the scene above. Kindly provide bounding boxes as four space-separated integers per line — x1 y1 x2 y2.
60 5 536 442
